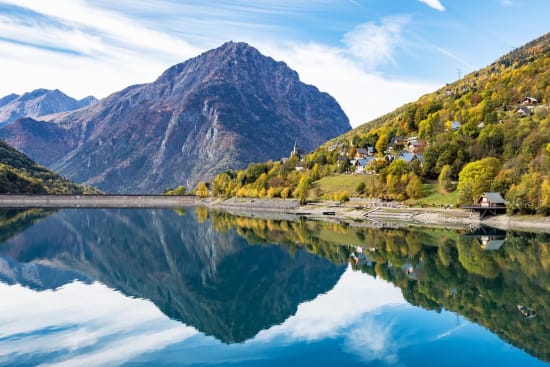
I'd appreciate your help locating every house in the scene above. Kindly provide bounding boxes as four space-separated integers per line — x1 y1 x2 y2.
389 136 405 152
295 162 306 172
355 148 369 159
477 122 485 129
397 152 419 164
477 192 506 208
353 157 374 174
451 121 462 131
521 96 538 106
515 106 531 117
367 146 375 156
407 139 419 153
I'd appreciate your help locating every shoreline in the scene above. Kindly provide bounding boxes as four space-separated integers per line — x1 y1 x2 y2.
0 194 548 233
204 197 550 234
0 194 200 208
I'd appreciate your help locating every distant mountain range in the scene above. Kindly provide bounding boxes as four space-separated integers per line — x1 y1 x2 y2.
0 89 96 128
0 42 350 193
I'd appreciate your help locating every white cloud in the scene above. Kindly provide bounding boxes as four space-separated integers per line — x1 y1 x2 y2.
436 46 477 70
0 281 197 366
418 0 446 11
255 266 406 341
343 16 410 69
262 38 437 127
0 0 438 127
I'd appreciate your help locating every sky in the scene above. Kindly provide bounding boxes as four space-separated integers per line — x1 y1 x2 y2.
0 0 548 127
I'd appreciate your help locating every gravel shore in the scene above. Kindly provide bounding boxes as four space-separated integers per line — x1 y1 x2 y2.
206 197 550 233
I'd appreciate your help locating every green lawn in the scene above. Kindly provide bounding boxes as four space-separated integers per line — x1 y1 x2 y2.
313 174 376 196
313 176 458 206
406 183 459 207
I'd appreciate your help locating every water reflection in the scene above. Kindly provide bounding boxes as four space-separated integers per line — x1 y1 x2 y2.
0 208 548 366
0 209 346 344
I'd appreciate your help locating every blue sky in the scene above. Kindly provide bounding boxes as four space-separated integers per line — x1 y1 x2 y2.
0 0 548 126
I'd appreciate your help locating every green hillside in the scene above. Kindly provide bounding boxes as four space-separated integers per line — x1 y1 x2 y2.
210 33 550 214
0 139 99 194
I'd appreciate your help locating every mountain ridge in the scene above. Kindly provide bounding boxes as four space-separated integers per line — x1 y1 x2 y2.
0 42 350 193
0 89 97 128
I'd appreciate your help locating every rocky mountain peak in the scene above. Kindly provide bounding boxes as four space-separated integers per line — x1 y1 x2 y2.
1 42 351 193
0 89 97 128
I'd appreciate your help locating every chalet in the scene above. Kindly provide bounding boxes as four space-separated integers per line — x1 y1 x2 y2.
353 157 374 174
521 96 538 106
477 192 506 208
407 139 419 153
397 152 417 164
463 192 506 218
451 121 462 131
355 147 369 159
389 136 405 151
515 106 531 117
295 162 306 172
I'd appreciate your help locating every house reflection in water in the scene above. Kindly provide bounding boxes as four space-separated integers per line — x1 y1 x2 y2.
463 225 507 251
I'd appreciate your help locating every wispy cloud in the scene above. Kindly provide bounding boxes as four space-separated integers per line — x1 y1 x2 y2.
418 0 446 11
255 266 406 341
0 281 197 366
436 46 477 70
0 0 439 126
342 16 410 69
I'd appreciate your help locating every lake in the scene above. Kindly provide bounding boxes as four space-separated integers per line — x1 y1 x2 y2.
0 208 548 366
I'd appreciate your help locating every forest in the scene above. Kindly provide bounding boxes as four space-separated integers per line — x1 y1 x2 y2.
208 33 550 215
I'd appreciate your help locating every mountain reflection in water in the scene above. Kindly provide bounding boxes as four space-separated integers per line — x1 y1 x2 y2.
0 208 548 366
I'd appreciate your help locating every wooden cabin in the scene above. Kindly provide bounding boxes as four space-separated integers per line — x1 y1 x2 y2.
477 192 506 208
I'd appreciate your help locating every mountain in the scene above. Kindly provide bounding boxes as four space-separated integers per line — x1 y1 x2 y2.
208 33 550 212
0 139 98 194
0 42 350 193
0 89 97 128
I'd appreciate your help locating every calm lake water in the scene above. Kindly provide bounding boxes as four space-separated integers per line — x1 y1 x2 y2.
0 208 548 366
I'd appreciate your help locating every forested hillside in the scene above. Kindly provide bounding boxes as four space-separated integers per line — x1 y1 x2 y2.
210 33 550 215
0 140 98 194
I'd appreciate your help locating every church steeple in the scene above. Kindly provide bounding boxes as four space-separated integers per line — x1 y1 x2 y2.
290 141 300 158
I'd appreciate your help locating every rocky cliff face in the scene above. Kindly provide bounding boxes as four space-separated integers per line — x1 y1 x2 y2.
0 42 350 193
0 89 96 128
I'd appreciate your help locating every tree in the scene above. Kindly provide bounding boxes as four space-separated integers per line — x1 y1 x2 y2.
293 174 312 204
406 173 424 199
196 181 209 198
164 185 187 196
356 181 366 195
457 157 501 204
375 133 390 155
438 165 454 193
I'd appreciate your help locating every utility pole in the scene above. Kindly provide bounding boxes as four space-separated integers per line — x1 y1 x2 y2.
456 68 462 80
